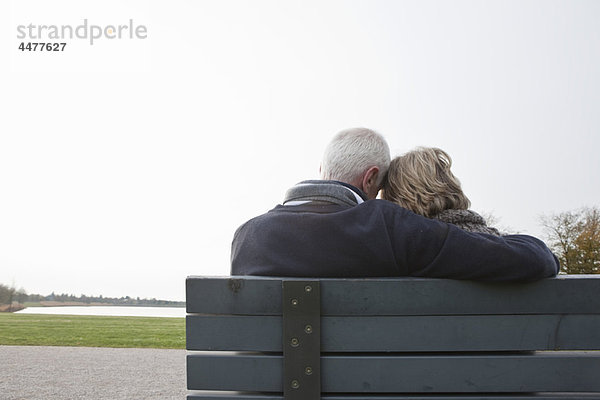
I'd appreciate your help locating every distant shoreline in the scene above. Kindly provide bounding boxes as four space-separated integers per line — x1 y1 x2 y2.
29 301 185 308
1 301 185 313
0 304 25 313
15 305 186 318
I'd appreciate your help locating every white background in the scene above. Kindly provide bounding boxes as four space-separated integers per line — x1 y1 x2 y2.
1 0 599 301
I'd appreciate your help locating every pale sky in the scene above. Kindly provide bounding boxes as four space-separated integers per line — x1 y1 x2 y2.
1 0 599 301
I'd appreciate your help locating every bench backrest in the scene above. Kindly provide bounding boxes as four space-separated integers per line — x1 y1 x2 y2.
186 275 600 399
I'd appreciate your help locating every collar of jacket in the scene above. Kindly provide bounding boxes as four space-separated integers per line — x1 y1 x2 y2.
283 180 367 207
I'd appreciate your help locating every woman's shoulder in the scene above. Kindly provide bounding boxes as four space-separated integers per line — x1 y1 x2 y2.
433 209 485 224
433 209 501 236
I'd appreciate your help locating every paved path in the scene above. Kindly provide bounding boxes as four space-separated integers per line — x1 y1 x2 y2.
0 345 187 400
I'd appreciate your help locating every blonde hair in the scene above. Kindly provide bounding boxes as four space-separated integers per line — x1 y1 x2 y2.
382 147 471 217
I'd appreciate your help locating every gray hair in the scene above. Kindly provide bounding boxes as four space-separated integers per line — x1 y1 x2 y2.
320 128 391 187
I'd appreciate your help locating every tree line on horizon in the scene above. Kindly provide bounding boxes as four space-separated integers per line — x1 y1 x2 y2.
0 284 184 309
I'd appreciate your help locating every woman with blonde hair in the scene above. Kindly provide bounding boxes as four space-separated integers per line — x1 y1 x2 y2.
382 147 500 235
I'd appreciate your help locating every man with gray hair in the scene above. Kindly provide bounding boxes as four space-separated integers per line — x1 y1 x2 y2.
320 127 390 200
231 127 558 281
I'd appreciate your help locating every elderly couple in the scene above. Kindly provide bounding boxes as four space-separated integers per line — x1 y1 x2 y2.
231 128 559 281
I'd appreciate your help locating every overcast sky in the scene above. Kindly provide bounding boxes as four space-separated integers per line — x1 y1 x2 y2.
1 0 599 301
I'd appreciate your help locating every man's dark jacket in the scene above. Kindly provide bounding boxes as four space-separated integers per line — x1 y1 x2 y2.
231 183 559 281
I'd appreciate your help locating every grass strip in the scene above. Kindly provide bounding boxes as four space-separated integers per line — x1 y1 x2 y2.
0 313 185 349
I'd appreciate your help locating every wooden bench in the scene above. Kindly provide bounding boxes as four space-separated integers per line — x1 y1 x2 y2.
186 275 600 399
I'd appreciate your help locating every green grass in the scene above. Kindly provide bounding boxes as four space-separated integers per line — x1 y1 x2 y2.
0 313 185 349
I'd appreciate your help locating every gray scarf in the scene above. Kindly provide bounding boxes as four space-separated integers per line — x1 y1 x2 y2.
432 209 501 236
283 180 363 207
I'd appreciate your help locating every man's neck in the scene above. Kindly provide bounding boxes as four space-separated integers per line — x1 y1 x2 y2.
283 180 368 206
330 181 368 202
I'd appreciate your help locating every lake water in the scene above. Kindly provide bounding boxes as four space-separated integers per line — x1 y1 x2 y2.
16 306 185 318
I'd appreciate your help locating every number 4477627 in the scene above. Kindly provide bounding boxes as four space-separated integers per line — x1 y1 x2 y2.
19 42 67 51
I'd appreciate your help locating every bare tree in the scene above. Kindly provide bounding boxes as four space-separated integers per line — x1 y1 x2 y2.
480 211 518 235
0 283 10 305
540 207 600 274
0 283 17 311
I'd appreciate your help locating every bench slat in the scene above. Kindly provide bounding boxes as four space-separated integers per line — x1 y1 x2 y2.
186 276 600 316
187 314 600 352
187 353 600 393
187 394 600 400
